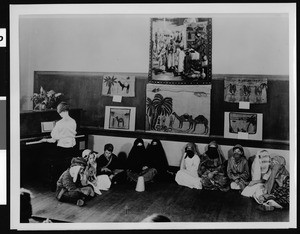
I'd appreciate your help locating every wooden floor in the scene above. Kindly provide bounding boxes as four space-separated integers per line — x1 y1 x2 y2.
24 180 289 223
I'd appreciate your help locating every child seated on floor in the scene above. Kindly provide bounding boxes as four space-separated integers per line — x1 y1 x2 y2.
198 141 229 191
96 143 126 186
126 138 157 183
241 150 289 210
227 144 250 191
56 157 95 206
175 142 202 190
81 150 102 195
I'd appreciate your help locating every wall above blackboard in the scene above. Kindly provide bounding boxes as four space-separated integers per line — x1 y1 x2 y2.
34 71 289 144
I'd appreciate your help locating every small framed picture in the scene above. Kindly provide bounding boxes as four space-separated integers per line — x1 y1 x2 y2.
224 112 263 141
41 121 56 133
104 106 136 131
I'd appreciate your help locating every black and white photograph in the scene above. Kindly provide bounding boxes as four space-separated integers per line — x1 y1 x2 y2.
149 17 212 84
6 2 296 232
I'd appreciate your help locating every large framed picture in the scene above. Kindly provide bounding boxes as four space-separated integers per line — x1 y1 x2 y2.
146 83 211 136
149 17 212 85
104 106 136 131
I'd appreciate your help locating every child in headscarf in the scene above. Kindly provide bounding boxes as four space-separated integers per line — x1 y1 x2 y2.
198 141 229 191
241 149 272 202
126 138 157 183
242 150 289 210
145 139 173 182
81 150 102 195
227 144 250 191
175 142 202 189
56 157 94 206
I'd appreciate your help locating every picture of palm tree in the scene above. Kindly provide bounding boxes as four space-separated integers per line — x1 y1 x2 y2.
103 75 117 95
229 113 257 134
146 84 211 135
146 93 173 130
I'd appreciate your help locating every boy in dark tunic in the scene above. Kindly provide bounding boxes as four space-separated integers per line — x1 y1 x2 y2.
95 143 126 184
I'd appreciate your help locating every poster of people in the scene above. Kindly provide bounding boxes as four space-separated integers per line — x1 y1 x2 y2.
149 17 212 84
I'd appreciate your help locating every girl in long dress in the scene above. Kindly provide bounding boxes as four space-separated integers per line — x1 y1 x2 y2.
198 141 229 191
175 142 202 189
227 144 250 191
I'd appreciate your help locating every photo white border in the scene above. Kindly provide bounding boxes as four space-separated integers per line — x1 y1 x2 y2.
104 106 136 131
10 3 296 230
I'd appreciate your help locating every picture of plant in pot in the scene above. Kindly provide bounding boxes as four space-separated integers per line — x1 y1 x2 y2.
31 86 63 110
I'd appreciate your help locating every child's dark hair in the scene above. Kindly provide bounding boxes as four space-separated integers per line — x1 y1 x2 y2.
104 143 114 152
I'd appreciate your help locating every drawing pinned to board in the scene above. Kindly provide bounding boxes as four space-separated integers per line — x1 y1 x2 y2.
224 77 267 103
149 17 212 84
224 112 263 141
102 74 135 97
104 106 136 131
146 83 211 136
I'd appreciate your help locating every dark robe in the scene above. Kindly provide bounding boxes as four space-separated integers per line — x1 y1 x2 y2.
145 139 173 182
126 138 157 183
96 153 120 176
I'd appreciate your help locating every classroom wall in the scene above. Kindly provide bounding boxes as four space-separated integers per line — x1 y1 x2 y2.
88 135 290 171
18 14 291 167
19 14 289 111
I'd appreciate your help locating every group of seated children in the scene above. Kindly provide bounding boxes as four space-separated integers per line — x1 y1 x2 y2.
175 141 289 211
55 138 172 206
55 138 289 211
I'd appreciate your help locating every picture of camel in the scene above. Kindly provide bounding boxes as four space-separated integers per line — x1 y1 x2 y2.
224 77 268 103
104 106 136 131
102 74 135 97
146 83 211 136
172 112 192 129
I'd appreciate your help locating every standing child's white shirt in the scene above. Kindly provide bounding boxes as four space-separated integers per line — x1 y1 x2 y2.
51 117 77 148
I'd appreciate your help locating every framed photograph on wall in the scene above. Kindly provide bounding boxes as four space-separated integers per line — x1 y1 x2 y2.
148 17 212 85
104 106 136 131
224 112 263 140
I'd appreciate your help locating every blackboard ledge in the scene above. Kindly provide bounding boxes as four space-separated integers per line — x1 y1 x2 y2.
81 126 289 150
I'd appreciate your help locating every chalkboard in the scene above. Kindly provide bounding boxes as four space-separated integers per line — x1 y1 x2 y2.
34 71 289 142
